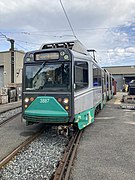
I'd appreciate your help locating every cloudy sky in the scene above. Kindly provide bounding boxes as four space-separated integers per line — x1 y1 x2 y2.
0 0 135 67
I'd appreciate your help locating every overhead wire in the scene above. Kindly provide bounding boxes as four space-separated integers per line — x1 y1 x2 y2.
59 0 77 39
1 0 79 49
0 27 114 34
0 26 134 39
1 31 135 54
16 39 41 45
0 32 29 51
15 42 28 50
0 24 133 34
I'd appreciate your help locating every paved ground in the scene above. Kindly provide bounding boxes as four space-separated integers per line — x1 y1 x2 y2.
70 93 135 180
0 115 45 161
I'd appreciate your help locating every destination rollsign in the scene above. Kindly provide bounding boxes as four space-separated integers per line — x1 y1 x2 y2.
35 50 71 61
35 52 60 61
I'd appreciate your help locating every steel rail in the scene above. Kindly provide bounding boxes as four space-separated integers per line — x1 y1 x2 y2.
0 128 45 169
64 131 82 180
0 105 21 115
0 112 22 127
53 130 83 180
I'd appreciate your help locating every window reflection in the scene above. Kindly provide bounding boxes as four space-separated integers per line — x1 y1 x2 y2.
25 63 70 91
74 61 88 90
93 65 101 86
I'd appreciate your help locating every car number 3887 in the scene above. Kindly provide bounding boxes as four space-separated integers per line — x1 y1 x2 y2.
40 98 50 103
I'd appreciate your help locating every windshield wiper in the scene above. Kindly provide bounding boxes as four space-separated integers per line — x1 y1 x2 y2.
32 62 46 80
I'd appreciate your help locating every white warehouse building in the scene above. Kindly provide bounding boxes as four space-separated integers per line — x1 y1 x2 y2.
0 50 25 87
103 65 135 91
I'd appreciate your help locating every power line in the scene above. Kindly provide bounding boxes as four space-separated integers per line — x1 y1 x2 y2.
0 28 111 34
1 32 134 54
0 24 133 34
16 39 41 45
0 32 9 40
59 0 77 39
15 42 27 50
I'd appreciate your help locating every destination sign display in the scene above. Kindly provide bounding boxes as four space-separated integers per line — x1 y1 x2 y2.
35 52 59 61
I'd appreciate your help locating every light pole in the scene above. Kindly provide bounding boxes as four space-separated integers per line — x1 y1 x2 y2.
0 33 15 83
7 38 15 83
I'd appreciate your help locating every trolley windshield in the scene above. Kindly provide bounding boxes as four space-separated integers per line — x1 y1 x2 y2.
25 62 70 92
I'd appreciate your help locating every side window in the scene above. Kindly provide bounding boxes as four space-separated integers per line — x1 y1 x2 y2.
110 76 112 90
93 66 98 86
74 61 88 91
98 68 101 86
107 75 109 90
104 72 106 92
93 65 101 87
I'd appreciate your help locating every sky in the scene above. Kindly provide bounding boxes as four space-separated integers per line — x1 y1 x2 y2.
0 0 135 67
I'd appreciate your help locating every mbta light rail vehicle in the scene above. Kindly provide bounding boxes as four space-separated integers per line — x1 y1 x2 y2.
22 40 115 130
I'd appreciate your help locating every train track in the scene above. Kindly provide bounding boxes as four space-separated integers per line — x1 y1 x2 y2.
0 128 44 169
0 111 22 127
0 105 21 115
1 125 82 179
52 130 83 180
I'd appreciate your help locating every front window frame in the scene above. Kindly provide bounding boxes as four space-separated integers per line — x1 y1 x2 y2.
24 62 71 92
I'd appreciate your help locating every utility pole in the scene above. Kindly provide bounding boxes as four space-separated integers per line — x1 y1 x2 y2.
8 39 15 83
0 33 15 83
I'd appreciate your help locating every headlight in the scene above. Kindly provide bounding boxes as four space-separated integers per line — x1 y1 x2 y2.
63 98 69 104
25 54 33 62
65 106 69 110
24 97 29 103
25 104 28 108
64 54 69 60
25 57 31 62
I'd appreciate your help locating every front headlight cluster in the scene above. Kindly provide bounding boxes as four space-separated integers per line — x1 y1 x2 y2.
25 53 34 62
57 97 69 110
24 97 35 108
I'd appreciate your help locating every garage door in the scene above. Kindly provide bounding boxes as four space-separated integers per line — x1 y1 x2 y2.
0 66 4 87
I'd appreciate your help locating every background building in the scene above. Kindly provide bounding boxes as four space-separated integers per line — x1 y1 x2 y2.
103 65 135 91
0 50 25 87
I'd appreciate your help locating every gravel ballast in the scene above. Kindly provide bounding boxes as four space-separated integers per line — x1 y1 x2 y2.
0 127 69 180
